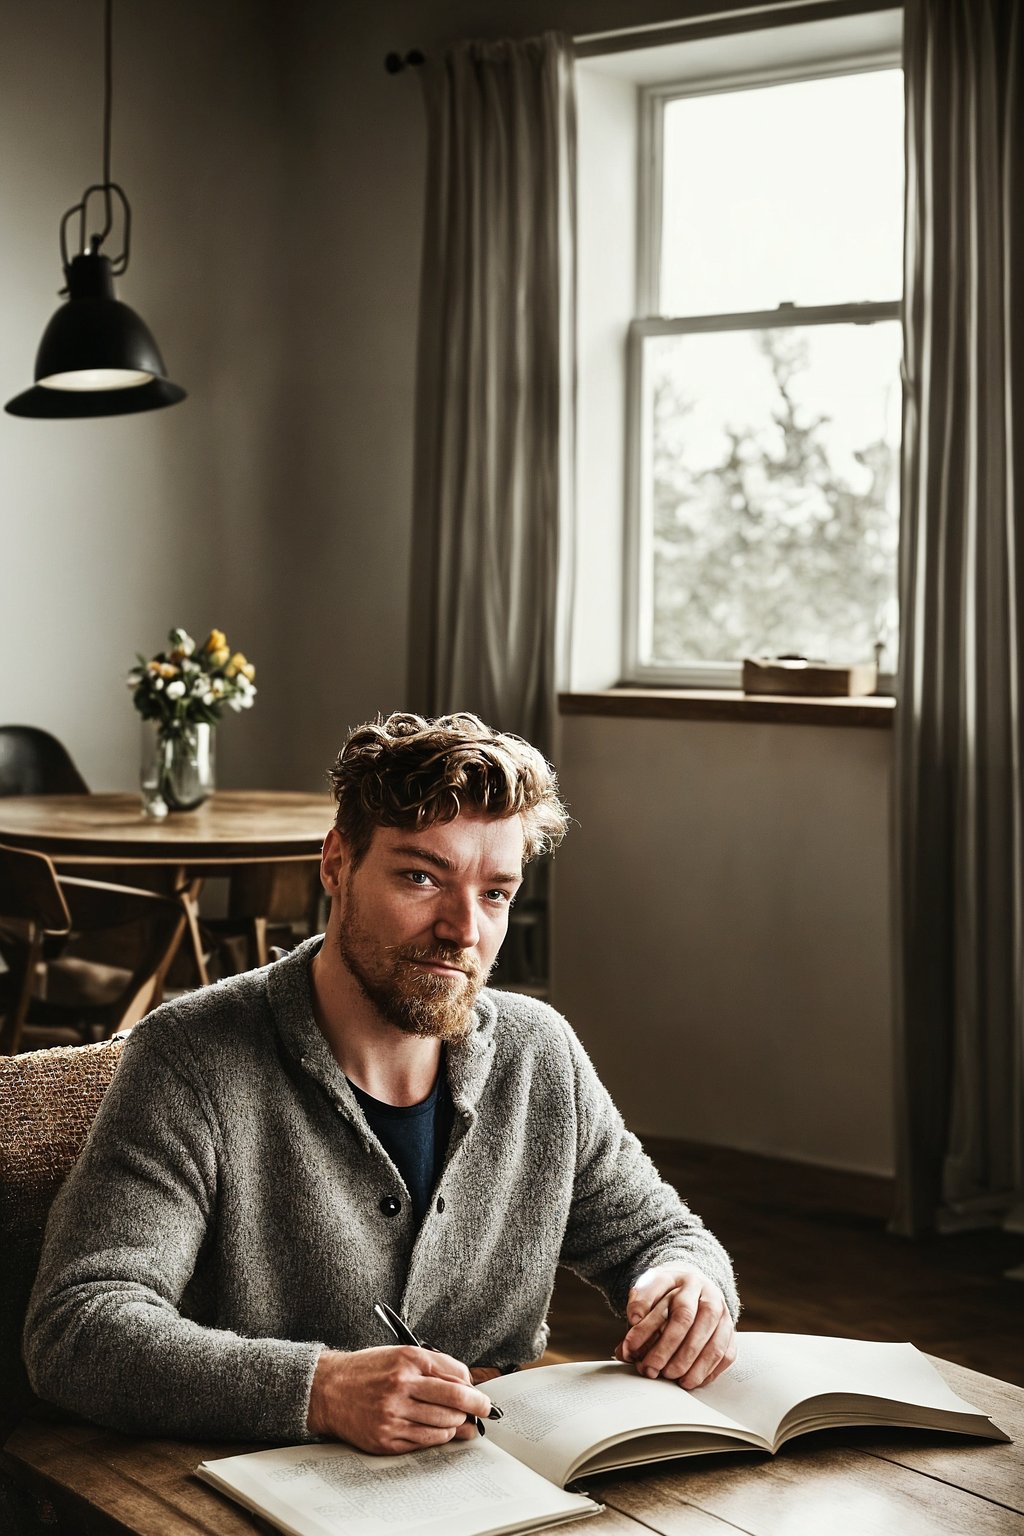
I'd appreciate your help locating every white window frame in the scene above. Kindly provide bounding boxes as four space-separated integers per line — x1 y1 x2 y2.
623 53 903 690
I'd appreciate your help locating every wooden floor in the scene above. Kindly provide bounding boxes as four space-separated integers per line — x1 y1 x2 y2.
545 1139 1024 1387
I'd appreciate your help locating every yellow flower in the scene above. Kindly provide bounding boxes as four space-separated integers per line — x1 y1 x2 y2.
203 628 228 653
208 647 231 669
241 662 256 682
154 662 179 679
225 651 249 678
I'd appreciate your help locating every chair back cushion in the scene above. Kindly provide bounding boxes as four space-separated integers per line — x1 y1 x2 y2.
0 1038 125 1435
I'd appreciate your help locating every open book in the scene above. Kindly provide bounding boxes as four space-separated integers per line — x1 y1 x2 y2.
196 1332 1009 1536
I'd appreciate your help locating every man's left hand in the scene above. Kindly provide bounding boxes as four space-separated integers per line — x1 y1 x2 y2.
613 1264 736 1389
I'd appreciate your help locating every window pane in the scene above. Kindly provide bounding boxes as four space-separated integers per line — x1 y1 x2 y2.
643 324 901 669
660 71 904 316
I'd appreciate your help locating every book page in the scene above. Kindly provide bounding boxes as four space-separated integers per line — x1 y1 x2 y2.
687 1333 1001 1449
196 1438 599 1536
488 1335 1004 1481
486 1361 759 1486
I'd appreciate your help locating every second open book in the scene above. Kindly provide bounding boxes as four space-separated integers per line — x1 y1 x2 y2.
197 1331 1010 1536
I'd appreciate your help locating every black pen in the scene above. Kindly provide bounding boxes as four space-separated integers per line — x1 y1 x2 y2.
372 1301 502 1432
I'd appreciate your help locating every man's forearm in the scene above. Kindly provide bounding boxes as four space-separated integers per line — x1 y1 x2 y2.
24 1283 323 1442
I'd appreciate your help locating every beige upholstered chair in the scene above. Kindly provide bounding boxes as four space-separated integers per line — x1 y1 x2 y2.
0 1038 126 1445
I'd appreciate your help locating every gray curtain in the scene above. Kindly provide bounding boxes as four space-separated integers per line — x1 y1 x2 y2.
893 0 1024 1235
407 32 576 764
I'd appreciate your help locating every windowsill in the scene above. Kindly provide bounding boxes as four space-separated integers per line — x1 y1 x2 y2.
558 689 895 728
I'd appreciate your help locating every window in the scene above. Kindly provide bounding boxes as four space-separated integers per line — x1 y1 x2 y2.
624 60 904 688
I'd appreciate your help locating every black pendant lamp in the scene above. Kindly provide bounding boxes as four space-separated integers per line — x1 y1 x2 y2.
5 0 185 419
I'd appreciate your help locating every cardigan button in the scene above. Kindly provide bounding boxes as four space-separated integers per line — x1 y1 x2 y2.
436 1196 445 1214
379 1195 401 1217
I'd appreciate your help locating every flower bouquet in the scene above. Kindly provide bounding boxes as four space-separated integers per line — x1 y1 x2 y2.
129 628 256 814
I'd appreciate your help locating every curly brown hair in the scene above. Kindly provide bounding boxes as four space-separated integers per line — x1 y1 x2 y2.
327 712 569 867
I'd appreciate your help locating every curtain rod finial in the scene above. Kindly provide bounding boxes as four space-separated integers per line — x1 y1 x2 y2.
385 49 425 74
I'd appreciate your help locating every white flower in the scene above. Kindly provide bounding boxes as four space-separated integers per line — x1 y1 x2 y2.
191 676 207 696
228 696 243 712
203 692 215 705
211 678 226 696
166 680 186 700
169 628 195 656
240 690 255 708
126 671 142 688
153 677 165 691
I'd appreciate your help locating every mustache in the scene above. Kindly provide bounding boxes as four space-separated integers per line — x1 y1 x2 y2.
392 943 484 980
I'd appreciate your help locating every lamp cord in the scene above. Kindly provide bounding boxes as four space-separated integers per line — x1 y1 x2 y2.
102 0 113 223
57 0 131 274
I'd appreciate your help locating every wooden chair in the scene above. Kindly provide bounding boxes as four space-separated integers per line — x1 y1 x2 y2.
205 861 324 975
0 845 186 1056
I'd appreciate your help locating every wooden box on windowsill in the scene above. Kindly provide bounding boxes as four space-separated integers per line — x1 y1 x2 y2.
742 657 878 697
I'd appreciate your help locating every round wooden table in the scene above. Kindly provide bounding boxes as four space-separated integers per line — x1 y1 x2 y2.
0 791 333 867
0 791 334 982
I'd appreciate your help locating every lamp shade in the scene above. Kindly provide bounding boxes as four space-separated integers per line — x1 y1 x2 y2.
5 252 185 418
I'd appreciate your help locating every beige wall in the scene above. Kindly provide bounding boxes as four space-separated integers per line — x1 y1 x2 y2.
1 0 895 1173
551 715 894 1174
0 0 294 790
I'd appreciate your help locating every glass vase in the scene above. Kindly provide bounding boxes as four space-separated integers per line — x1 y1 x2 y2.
140 722 216 815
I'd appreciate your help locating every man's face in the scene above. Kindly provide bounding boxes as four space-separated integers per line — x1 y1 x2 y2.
322 812 525 1040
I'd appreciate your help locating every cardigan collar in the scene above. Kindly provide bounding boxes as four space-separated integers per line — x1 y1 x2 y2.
267 935 498 1122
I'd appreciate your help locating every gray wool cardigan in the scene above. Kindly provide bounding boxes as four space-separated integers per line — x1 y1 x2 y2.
24 938 739 1443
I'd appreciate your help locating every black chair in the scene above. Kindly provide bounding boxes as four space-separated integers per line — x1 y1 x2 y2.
0 727 88 798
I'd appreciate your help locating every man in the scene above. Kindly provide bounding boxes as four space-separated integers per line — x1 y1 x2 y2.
25 712 738 1453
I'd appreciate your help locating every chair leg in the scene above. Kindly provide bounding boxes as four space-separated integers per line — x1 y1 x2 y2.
177 878 210 989
0 927 43 1055
250 916 269 970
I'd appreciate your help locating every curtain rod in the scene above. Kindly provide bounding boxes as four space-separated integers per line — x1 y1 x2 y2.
384 0 898 71
575 0 898 55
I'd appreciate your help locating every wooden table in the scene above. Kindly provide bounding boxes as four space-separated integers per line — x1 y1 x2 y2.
0 791 333 982
2 1357 1021 1535
0 791 332 867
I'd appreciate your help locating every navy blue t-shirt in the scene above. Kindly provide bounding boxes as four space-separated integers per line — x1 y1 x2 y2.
348 1063 454 1225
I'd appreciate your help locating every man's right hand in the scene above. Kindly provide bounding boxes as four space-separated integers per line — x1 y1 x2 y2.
306 1346 495 1454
